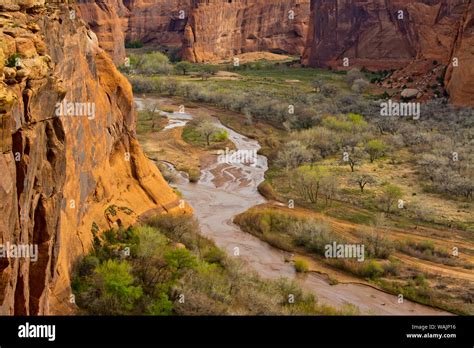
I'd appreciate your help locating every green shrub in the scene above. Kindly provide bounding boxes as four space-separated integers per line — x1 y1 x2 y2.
125 40 144 49
77 255 100 277
188 169 201 183
147 293 174 315
203 246 226 265
212 130 229 142
175 61 192 75
164 248 197 276
6 53 20 68
360 260 384 279
73 221 342 315
294 259 309 273
129 52 173 75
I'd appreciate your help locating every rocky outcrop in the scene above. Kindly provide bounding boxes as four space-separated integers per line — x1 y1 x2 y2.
182 0 310 62
76 0 130 65
125 0 192 48
0 0 186 315
302 0 474 106
77 0 193 65
445 0 474 106
78 0 310 64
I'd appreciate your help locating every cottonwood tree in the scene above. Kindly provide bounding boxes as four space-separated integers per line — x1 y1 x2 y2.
417 154 448 181
349 174 377 192
175 61 192 75
365 139 386 163
144 102 159 131
351 78 370 94
451 175 473 200
276 140 312 172
380 184 403 213
293 165 328 205
376 116 400 135
342 147 367 172
196 119 220 146
296 127 338 160
320 175 339 205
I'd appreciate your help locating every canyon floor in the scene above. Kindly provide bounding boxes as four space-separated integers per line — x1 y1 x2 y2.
135 96 460 315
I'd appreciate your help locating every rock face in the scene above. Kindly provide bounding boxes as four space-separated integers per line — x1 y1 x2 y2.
77 0 193 65
76 0 130 65
445 0 474 106
302 0 474 106
78 0 310 64
0 0 185 315
125 0 192 48
182 0 311 62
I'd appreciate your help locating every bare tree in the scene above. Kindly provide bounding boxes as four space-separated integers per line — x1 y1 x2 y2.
142 100 160 131
276 140 311 172
342 147 366 172
380 184 403 213
320 175 339 205
293 166 328 205
349 174 376 192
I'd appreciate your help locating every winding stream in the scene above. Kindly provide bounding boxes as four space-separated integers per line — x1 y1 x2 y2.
135 97 448 315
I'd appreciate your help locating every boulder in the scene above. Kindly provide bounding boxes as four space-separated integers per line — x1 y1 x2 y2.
401 88 421 99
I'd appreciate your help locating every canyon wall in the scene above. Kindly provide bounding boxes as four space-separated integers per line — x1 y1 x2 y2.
0 0 185 315
182 0 310 62
77 0 193 65
445 0 474 106
124 0 192 48
76 0 130 65
78 0 310 64
302 0 474 106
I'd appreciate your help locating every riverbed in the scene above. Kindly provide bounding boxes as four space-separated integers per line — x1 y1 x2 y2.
135 96 448 315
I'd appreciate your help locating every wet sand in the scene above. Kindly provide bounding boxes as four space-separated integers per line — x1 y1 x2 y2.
136 97 450 315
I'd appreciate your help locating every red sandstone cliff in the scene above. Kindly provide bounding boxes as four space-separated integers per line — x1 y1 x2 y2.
0 0 185 315
76 0 130 65
182 0 310 62
78 0 310 64
125 0 192 48
77 0 193 65
445 0 474 106
302 0 474 106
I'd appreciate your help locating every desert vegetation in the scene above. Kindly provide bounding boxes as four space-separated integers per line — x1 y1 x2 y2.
235 207 473 314
72 214 356 315
125 51 473 315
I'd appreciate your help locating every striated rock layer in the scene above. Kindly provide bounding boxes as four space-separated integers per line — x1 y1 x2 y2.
445 0 474 106
78 0 310 64
76 0 193 65
182 0 311 62
76 0 130 66
302 0 474 106
0 0 186 315
125 0 192 48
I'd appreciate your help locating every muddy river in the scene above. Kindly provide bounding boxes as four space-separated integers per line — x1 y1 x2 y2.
135 97 448 315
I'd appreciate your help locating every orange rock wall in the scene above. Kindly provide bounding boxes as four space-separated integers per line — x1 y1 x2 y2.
302 0 474 106
182 0 311 62
0 0 185 315
78 0 310 64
